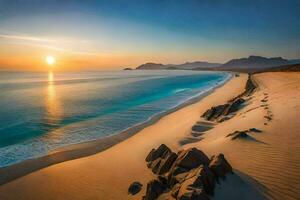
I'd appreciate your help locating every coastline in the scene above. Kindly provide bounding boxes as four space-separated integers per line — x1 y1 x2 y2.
0 71 233 185
2 72 298 200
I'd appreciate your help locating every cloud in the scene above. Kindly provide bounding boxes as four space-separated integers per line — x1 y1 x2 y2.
0 34 55 42
0 32 100 56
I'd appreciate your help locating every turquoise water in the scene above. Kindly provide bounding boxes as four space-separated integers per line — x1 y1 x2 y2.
0 70 230 167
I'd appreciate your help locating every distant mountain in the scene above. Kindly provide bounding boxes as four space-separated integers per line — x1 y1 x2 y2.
123 67 133 70
136 62 166 70
173 61 221 69
136 61 221 70
289 59 300 64
136 56 299 73
218 56 289 70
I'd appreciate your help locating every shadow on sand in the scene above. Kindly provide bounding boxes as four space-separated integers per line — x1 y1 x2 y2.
212 170 274 200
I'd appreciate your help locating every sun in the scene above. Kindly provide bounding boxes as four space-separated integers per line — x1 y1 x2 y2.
46 55 56 65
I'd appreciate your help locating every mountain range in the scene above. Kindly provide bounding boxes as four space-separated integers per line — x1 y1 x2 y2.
135 56 300 72
136 61 221 70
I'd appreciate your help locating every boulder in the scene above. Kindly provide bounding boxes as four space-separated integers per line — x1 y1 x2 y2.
169 171 191 187
144 179 167 200
140 145 233 200
128 181 143 195
209 154 232 178
195 166 215 195
175 148 210 170
157 152 178 175
146 144 171 162
170 166 215 196
150 159 162 174
171 166 189 177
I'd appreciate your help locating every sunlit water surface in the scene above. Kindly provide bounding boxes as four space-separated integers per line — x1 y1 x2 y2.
0 70 231 167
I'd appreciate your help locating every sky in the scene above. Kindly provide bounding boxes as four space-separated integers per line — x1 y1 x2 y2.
0 0 299 71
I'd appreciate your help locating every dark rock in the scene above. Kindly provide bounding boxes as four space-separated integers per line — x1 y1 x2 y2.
201 108 215 120
157 152 178 175
169 171 191 186
192 166 215 195
244 75 256 96
150 159 162 174
209 154 232 178
146 149 156 162
141 145 233 200
213 104 229 119
157 176 168 186
224 98 245 115
226 131 239 137
123 67 132 70
171 166 189 177
175 148 210 170
231 131 248 140
128 181 142 195
218 116 231 122
144 179 166 200
170 166 215 199
201 104 230 121
249 128 262 132
146 144 171 162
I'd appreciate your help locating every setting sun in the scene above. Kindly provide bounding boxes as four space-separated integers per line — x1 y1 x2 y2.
46 55 55 65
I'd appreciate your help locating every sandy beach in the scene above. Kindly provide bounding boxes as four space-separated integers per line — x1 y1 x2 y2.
0 72 299 200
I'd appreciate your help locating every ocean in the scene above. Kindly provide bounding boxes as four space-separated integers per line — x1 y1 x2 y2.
0 70 231 167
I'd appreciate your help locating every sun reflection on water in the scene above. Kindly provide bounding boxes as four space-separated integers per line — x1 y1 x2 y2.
44 71 62 128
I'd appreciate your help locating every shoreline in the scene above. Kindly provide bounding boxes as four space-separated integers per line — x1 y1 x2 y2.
6 72 298 200
0 72 233 185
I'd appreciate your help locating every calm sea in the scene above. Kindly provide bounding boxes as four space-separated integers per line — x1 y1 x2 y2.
0 70 231 167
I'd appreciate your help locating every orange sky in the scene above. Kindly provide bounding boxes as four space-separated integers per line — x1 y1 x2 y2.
0 34 237 71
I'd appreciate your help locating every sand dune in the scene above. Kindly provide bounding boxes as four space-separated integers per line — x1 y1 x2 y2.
0 72 299 200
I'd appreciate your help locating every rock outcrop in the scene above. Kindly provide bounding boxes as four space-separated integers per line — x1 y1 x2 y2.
201 98 245 121
209 154 232 178
201 74 256 122
226 131 249 140
138 144 233 200
128 181 143 195
144 179 167 200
